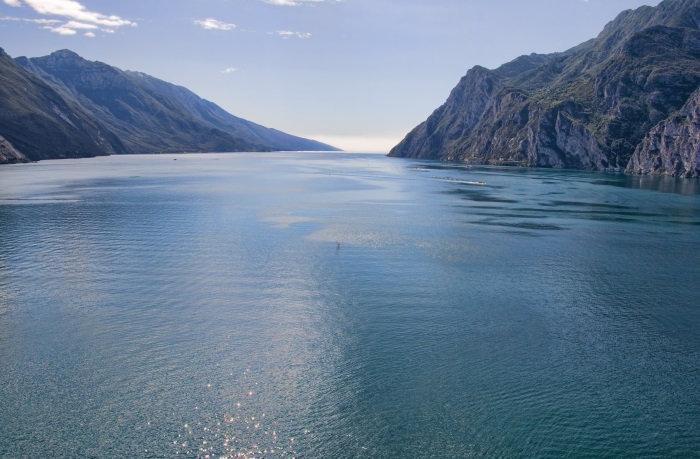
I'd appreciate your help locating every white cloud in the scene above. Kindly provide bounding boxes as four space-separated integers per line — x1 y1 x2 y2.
221 67 237 74
45 24 76 35
84 31 95 37
2 0 135 37
275 30 312 39
10 0 135 26
194 18 236 31
0 15 59 23
63 20 97 29
262 0 340 5
29 17 58 23
263 0 299 5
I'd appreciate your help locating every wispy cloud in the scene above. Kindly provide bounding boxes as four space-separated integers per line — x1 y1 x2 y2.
62 20 97 29
274 30 312 39
48 24 75 34
2 0 136 36
194 18 236 31
262 0 341 5
221 67 237 74
0 15 60 24
263 0 300 5
46 21 96 36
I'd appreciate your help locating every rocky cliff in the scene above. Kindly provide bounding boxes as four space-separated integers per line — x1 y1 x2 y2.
0 48 337 164
0 135 29 164
628 87 700 177
389 0 700 177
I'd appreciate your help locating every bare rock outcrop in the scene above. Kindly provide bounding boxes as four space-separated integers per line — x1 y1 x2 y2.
390 0 700 177
627 88 700 177
0 135 29 164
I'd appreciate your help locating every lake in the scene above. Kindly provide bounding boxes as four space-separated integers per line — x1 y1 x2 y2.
0 152 699 458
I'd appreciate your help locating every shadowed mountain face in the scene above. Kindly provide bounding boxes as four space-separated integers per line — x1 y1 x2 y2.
0 48 123 162
389 0 700 178
0 48 338 163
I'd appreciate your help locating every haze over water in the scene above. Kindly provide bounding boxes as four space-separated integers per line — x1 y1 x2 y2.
0 152 699 458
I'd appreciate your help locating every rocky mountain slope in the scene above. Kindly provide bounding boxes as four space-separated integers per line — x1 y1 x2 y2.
389 0 700 177
0 48 122 162
0 135 29 164
0 48 337 163
628 86 700 176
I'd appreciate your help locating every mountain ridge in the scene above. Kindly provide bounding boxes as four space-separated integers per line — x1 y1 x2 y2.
0 48 338 164
389 0 700 177
0 47 122 163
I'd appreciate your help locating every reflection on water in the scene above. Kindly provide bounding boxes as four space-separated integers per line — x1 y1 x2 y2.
0 153 699 458
593 173 700 196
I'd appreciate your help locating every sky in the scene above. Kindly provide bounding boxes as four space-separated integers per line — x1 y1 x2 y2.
0 0 662 152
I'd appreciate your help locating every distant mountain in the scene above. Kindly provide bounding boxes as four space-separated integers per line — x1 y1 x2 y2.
0 48 338 163
389 0 700 178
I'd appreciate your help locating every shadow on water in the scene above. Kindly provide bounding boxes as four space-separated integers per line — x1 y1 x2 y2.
472 220 565 231
413 160 700 230
540 201 633 210
471 212 549 220
592 173 700 196
413 161 700 196
528 203 666 219
411 164 475 173
441 188 518 204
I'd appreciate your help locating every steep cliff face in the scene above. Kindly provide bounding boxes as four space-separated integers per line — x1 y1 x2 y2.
389 0 700 177
390 66 503 159
628 88 700 177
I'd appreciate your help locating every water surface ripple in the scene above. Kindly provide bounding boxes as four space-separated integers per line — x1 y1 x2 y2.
0 153 699 458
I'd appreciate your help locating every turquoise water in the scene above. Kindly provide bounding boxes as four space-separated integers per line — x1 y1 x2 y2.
0 152 699 458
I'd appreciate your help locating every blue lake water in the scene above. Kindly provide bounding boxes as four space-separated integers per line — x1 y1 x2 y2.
0 152 699 458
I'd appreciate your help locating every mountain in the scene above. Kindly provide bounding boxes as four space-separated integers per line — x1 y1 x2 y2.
0 48 122 162
389 0 700 178
0 134 29 164
0 48 337 164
